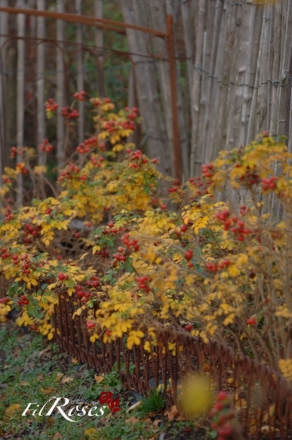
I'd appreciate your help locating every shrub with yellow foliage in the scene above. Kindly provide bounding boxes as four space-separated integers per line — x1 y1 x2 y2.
1 97 292 382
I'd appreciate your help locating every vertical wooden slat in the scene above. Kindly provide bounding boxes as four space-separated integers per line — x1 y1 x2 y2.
16 0 26 206
120 0 172 174
75 0 84 144
36 0 45 165
190 0 206 175
56 0 65 171
0 0 8 184
95 0 104 96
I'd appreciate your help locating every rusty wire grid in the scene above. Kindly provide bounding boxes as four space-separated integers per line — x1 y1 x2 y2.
53 290 292 440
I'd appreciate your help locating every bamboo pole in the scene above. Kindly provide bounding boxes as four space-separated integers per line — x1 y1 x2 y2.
16 0 25 207
0 0 8 184
95 0 104 96
167 14 182 181
36 0 45 165
56 0 65 171
190 0 205 176
75 0 84 144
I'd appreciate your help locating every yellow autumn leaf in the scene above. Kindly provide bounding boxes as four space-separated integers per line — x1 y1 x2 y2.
112 144 124 152
5 404 21 418
34 165 47 174
228 265 240 277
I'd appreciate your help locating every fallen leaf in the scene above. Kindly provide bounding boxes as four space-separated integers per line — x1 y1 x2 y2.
126 401 141 413
164 405 179 421
20 381 29 386
71 358 79 364
41 387 55 395
56 373 64 382
62 376 74 384
94 375 104 383
37 374 44 381
5 404 21 418
125 415 139 424
52 433 63 440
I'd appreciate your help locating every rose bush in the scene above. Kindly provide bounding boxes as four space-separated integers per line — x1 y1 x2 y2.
1 94 292 382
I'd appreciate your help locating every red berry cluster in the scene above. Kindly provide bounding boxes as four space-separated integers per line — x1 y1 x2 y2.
218 259 231 269
73 90 86 101
17 295 29 306
238 165 260 186
99 248 109 258
209 391 234 440
201 163 214 178
61 106 79 120
90 155 104 167
189 176 204 195
86 321 95 329
205 262 218 273
10 146 22 158
102 222 119 235
24 223 41 242
168 179 180 194
230 219 252 242
102 117 134 133
76 137 98 154
58 272 69 281
11 253 19 265
16 162 28 176
128 150 147 169
262 176 277 191
205 259 231 273
40 138 53 153
1 247 10 259
2 176 11 184
57 164 81 182
45 98 59 113
0 297 9 304
247 317 256 326
215 210 252 241
4 207 14 223
239 205 247 216
21 254 31 274
113 247 127 262
86 275 99 288
184 249 193 261
180 224 188 233
92 97 111 107
121 233 139 251
125 106 138 121
76 285 92 303
136 276 150 293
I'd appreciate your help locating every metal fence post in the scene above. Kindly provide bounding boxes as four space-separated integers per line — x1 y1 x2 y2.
166 14 182 181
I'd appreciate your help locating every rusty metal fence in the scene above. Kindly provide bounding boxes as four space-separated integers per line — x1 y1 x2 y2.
54 290 292 440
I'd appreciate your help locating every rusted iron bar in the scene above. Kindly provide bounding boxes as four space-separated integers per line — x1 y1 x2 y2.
0 34 170 63
0 7 168 37
166 14 182 181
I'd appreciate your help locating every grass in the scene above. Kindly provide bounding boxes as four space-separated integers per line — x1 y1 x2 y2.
0 323 208 440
